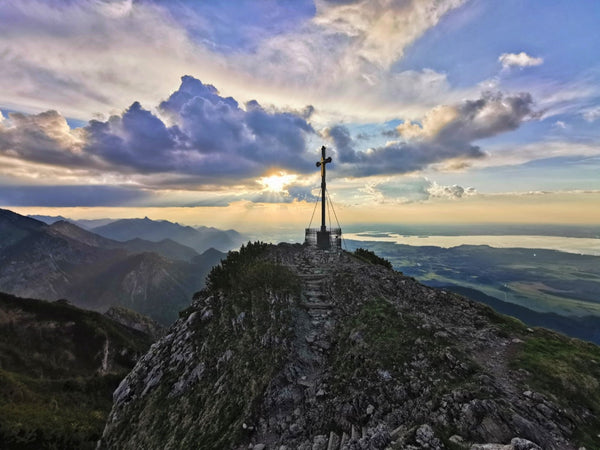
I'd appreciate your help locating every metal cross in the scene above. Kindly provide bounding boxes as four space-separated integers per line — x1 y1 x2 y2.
316 146 332 231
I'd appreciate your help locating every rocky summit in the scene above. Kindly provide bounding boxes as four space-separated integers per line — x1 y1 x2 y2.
99 243 600 450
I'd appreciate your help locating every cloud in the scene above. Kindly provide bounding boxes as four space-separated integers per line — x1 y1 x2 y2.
286 185 319 202
0 110 91 168
321 125 357 163
426 181 476 199
334 177 477 205
237 1 464 122
0 75 322 210
313 0 467 68
1 82 541 209
397 105 458 139
84 102 179 173
583 107 600 122
466 140 600 170
1 76 316 182
0 184 149 207
325 91 537 176
499 52 543 69
553 121 567 129
0 1 215 119
0 0 469 124
154 76 315 176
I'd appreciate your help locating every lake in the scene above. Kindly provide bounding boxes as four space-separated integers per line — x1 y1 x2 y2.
344 233 600 256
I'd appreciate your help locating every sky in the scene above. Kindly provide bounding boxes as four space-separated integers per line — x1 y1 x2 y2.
1 0 600 233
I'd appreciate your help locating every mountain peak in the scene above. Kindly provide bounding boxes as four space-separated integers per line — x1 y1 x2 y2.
99 243 600 449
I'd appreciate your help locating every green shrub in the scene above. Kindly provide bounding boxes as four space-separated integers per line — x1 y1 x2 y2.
352 248 393 270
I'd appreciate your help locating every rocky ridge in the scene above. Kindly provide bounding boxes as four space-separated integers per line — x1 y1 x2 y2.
99 243 600 449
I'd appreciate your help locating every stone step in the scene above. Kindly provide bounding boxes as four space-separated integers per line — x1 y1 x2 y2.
298 273 329 280
301 302 333 310
304 290 326 299
308 310 330 317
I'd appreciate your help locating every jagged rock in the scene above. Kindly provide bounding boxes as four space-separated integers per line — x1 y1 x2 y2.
105 305 165 339
415 424 442 449
510 437 542 450
449 434 468 448
470 438 541 450
98 243 600 450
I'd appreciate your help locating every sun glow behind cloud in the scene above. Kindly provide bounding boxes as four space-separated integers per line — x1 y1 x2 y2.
258 172 298 193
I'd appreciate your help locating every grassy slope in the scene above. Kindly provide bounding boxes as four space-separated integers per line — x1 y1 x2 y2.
338 249 600 448
0 292 154 449
346 241 600 317
481 305 600 448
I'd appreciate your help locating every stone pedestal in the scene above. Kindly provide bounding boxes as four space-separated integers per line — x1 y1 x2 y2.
316 230 331 250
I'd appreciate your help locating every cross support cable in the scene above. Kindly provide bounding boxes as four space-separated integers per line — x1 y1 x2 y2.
304 146 342 250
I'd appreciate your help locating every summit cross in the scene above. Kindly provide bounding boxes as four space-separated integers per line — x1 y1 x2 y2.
315 145 332 233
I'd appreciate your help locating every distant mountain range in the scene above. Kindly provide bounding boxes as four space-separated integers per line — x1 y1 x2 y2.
91 217 245 253
0 209 226 325
28 214 116 229
30 214 246 253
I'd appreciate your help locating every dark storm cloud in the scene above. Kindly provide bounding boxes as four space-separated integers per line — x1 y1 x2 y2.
322 125 357 163
326 92 536 177
85 102 178 173
0 185 149 207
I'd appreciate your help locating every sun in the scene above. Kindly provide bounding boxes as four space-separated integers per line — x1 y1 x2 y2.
258 171 297 193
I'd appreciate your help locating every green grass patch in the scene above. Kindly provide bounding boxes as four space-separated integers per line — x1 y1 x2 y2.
510 329 600 448
0 292 154 449
0 369 124 449
350 248 394 270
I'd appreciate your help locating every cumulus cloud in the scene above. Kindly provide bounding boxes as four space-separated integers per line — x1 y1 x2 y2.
0 110 91 168
325 92 537 176
1 81 540 207
155 76 315 176
499 52 543 69
426 181 476 199
1 76 316 182
321 125 357 163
